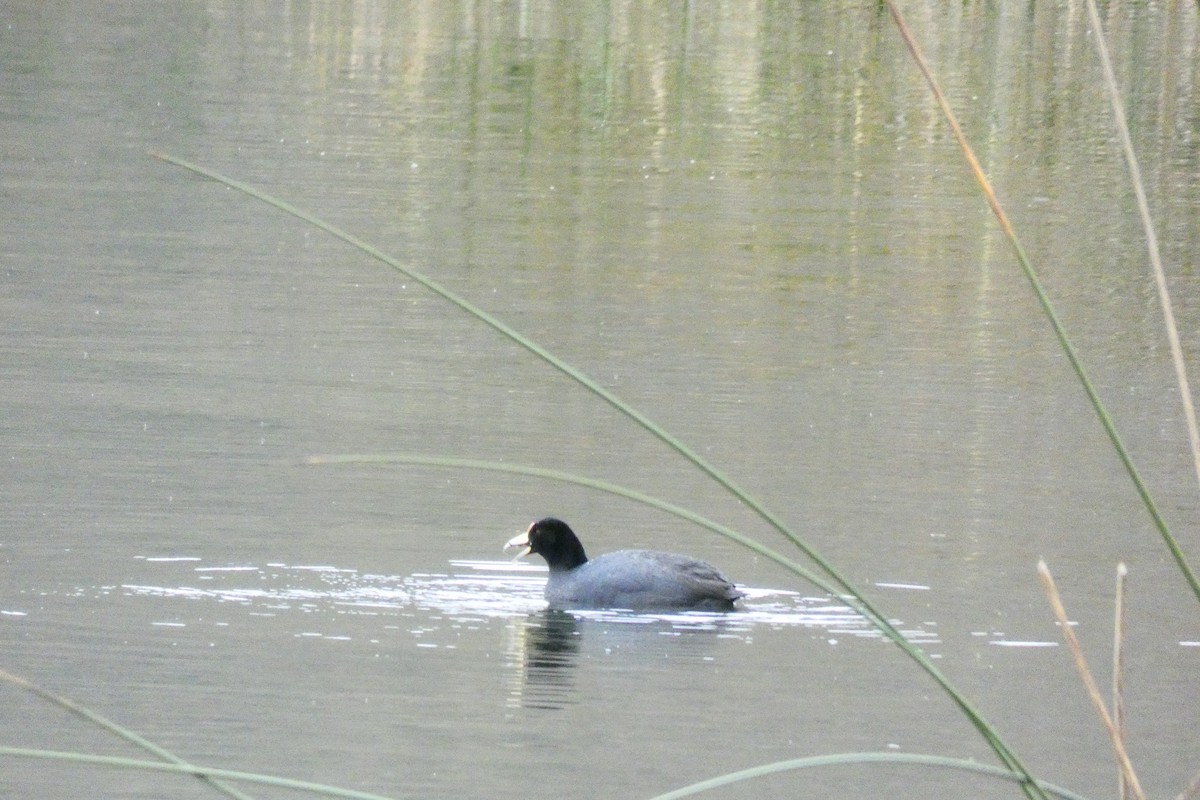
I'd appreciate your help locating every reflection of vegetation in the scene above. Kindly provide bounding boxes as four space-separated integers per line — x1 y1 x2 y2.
886 4 1196 798
282 0 1199 294
888 1 1199 605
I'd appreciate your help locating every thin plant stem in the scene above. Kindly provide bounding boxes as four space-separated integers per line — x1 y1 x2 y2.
1083 0 1200 496
311 452 1038 796
1113 563 1128 800
881 1 1200 606
0 747 398 800
146 154 832 589
1037 562 1146 800
646 751 1095 800
154 152 1042 795
0 670 255 800
308 454 839 597
1177 769 1200 800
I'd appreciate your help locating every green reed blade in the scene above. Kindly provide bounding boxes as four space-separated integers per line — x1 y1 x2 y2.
647 751 1093 800
307 453 1035 793
154 152 1042 795
882 1 1199 606
0 746 400 800
0 669 255 800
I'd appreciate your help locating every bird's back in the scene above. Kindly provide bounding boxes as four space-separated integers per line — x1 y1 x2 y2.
545 549 743 611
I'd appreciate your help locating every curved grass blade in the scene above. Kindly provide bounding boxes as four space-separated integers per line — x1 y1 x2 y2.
645 751 1094 800
153 152 1040 792
882 2 1199 606
309 453 860 601
308 452 1036 794
0 747 399 800
0 669 255 800
148 151 853 596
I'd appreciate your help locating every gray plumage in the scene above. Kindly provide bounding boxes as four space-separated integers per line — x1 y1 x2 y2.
506 517 744 611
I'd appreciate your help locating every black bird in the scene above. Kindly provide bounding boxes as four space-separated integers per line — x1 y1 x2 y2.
505 517 744 611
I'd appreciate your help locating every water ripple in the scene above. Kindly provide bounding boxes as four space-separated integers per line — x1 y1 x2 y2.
119 556 939 645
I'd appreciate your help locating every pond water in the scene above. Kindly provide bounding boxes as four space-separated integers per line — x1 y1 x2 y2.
2 2 1199 799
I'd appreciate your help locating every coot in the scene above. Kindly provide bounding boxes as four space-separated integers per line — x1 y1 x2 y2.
505 517 744 611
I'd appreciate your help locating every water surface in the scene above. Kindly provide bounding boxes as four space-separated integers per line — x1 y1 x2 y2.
3 3 1198 799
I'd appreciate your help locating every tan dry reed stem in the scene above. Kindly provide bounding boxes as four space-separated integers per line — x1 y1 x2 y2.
882 1 1200 608
1177 769 1200 800
1037 561 1145 800
1082 0 1200 494
1113 563 1128 800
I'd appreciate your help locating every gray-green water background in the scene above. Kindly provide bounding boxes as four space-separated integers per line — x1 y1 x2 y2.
2 3 1198 799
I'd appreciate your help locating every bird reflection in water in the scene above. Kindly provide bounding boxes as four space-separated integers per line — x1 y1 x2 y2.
505 609 581 709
